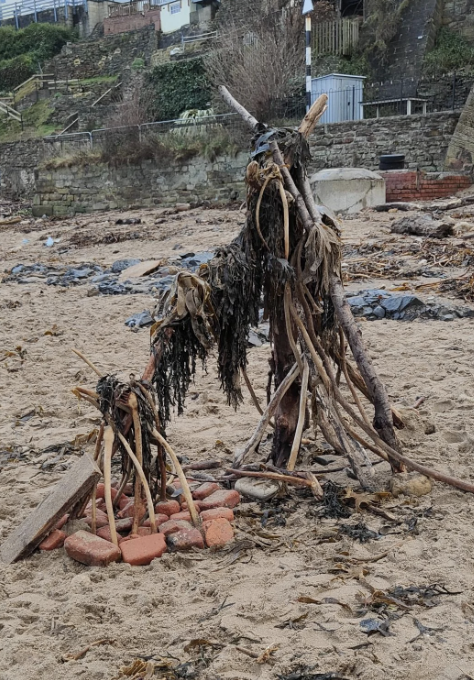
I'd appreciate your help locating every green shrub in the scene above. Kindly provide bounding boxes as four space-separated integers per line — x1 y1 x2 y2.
0 23 76 91
131 57 145 70
424 27 474 76
146 58 211 121
0 23 76 62
0 54 35 91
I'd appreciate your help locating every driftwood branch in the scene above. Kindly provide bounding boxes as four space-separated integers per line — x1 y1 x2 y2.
234 364 300 468
298 94 328 139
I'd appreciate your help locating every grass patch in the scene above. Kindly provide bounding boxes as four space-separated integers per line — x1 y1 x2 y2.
78 75 120 86
12 76 38 104
40 128 243 170
424 27 474 76
0 99 54 141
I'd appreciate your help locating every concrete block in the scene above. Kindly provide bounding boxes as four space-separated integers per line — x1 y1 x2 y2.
310 168 386 214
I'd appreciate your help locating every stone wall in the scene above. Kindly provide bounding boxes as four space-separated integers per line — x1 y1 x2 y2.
0 140 53 200
442 0 474 40
33 152 249 216
445 84 474 173
45 25 157 80
2 110 468 206
309 111 461 174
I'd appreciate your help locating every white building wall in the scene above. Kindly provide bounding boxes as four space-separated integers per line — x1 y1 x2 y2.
160 0 191 33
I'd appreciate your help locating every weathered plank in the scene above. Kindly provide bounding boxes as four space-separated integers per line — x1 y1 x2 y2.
0 453 101 564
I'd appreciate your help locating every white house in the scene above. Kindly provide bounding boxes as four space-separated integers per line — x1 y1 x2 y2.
159 0 218 34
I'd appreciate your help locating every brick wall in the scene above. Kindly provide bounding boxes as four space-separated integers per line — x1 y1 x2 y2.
381 170 472 202
103 9 161 36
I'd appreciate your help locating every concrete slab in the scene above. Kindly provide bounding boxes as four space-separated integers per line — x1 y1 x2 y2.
310 168 386 214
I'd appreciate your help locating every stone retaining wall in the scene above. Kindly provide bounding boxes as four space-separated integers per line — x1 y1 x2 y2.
45 26 157 80
33 153 249 216
0 140 53 200
2 110 469 206
309 111 462 174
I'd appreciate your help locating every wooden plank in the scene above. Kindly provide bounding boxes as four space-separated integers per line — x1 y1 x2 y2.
0 453 101 564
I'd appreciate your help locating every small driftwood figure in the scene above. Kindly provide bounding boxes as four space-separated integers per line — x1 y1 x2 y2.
72 89 474 526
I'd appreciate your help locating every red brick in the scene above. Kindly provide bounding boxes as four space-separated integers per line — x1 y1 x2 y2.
167 528 205 551
136 527 152 537
86 498 105 511
96 526 117 542
192 482 220 500
119 495 133 511
118 499 146 520
64 530 121 566
170 511 192 521
200 507 235 523
203 518 234 549
155 500 181 516
95 483 118 501
54 514 69 530
180 499 204 512
199 489 240 511
142 513 169 528
39 529 66 551
120 533 168 565
96 519 133 542
159 519 193 536
83 509 110 528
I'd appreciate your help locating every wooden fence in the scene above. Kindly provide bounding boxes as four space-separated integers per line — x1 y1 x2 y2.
313 18 360 56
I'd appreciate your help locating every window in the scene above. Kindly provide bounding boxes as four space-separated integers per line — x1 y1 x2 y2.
170 1 181 13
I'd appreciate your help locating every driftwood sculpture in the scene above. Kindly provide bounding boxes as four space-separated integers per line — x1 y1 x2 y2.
68 88 474 539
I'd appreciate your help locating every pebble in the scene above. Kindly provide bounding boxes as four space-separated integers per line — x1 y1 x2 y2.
346 289 474 322
234 477 280 501
389 472 433 497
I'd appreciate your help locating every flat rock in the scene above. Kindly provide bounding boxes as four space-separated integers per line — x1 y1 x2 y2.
234 477 280 501
388 472 433 497
119 260 162 282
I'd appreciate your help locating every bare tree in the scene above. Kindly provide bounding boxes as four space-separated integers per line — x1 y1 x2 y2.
206 0 305 121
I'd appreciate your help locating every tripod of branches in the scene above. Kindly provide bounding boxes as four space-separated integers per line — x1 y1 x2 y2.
72 89 474 537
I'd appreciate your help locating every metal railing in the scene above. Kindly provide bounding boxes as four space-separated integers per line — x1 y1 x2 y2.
181 30 218 49
44 113 243 148
313 18 361 56
0 0 87 27
108 1 159 17
43 73 472 153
